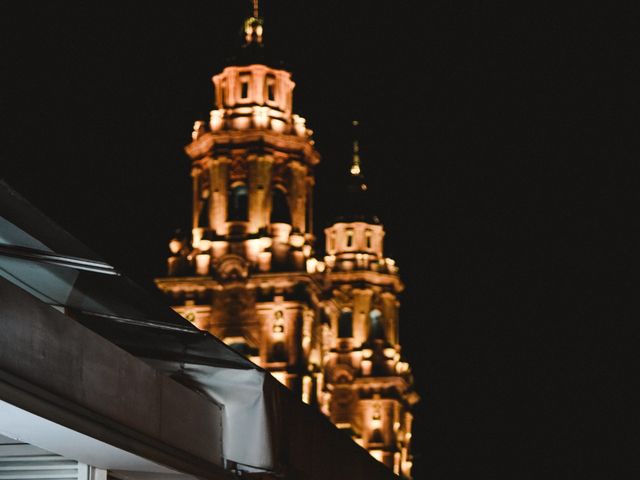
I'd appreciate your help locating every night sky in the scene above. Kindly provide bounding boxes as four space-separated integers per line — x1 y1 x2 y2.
0 2 632 479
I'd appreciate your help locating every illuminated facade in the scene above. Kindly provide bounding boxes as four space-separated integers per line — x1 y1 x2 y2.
155 8 419 478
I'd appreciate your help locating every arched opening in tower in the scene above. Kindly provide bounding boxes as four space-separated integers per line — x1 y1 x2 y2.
197 197 209 228
264 74 276 102
368 309 386 341
270 186 291 224
228 184 248 221
338 309 353 338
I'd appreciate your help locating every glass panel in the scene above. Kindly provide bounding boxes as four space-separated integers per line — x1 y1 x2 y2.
0 254 185 327
0 181 103 261
0 252 255 368
0 181 255 370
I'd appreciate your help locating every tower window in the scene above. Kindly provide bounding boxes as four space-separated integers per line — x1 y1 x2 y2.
265 75 276 102
240 74 250 99
366 229 372 249
346 229 354 248
338 309 353 338
271 186 291 224
228 184 248 221
368 309 385 341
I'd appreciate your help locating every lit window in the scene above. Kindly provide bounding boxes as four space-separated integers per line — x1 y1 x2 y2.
346 229 354 248
265 75 276 102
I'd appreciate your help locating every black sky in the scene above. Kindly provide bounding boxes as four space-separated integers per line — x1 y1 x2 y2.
0 2 634 479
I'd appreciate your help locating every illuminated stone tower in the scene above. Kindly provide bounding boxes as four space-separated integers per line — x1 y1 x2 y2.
155 6 418 478
316 122 419 477
156 5 321 398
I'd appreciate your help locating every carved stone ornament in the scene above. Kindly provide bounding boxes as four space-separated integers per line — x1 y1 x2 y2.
230 156 246 181
215 254 249 283
329 364 356 384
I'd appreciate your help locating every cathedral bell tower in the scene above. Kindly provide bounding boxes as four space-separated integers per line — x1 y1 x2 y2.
184 12 318 277
157 6 321 396
316 122 419 477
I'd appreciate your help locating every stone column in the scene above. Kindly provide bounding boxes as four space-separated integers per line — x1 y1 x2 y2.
248 154 274 233
288 161 308 233
191 167 202 229
252 68 266 104
381 292 399 345
306 176 314 235
352 288 373 345
208 156 230 234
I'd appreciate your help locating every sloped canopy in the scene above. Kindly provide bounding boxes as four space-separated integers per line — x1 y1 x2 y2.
0 180 252 370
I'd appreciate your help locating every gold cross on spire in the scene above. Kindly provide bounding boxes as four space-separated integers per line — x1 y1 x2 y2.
243 0 264 45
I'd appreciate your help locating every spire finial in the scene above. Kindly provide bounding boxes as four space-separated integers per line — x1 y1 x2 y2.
243 0 264 46
350 120 361 176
